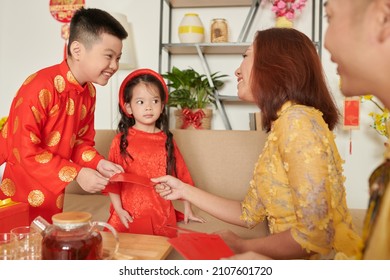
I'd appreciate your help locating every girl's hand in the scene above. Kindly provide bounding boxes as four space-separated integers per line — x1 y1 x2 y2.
183 200 205 224
185 211 206 224
115 208 133 228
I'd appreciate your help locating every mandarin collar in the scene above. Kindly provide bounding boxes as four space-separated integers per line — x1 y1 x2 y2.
129 126 164 135
60 60 89 93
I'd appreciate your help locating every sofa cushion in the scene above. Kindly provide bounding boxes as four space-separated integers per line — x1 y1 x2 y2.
171 129 267 200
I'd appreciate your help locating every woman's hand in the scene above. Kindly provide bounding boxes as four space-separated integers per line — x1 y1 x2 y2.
215 229 244 253
152 175 188 200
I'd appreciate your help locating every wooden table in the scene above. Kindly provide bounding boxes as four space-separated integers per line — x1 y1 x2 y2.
101 231 172 260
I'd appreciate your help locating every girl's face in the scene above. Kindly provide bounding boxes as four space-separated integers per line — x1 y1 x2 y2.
125 82 164 131
235 44 255 102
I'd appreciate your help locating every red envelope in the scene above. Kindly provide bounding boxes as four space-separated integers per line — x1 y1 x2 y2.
0 199 29 232
168 231 234 260
110 173 154 187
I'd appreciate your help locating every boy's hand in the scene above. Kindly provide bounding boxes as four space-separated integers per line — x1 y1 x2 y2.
76 167 109 193
97 159 124 178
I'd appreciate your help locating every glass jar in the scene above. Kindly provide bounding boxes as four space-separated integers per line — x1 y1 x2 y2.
178 13 204 43
211 18 228 43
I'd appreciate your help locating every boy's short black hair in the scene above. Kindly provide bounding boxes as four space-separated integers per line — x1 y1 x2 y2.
67 7 128 55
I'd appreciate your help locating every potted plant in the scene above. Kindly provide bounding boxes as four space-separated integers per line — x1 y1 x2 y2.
162 66 227 129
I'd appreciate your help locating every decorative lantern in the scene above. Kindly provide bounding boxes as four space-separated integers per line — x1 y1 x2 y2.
49 0 85 59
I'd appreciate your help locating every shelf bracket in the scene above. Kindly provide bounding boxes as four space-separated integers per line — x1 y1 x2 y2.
237 0 261 43
195 44 232 130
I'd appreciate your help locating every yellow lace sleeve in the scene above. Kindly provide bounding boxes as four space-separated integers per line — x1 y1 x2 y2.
277 107 345 255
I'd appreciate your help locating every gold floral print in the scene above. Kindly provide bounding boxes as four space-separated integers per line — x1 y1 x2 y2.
80 104 87 120
54 75 65 93
82 150 96 162
28 190 44 207
23 73 37 85
58 166 77 182
66 98 75 115
35 151 53 164
78 125 88 137
67 71 78 85
49 104 59 117
0 178 16 196
13 148 20 163
13 116 18 134
30 131 41 144
45 131 61 147
38 89 52 109
74 139 83 146
88 83 95 97
56 193 64 209
70 133 76 149
31 106 42 123
1 122 7 139
15 97 23 109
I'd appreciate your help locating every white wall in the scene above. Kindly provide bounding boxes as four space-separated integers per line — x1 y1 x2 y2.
0 0 383 209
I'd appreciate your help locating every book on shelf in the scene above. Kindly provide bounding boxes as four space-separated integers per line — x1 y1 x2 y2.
249 112 262 131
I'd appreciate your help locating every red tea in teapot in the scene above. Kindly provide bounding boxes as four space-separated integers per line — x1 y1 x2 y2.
41 229 102 260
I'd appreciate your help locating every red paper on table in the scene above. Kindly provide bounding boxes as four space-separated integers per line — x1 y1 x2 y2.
0 198 29 232
168 232 234 260
109 173 154 187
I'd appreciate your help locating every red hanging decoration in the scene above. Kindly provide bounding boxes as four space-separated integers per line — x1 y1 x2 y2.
343 97 360 155
49 0 85 59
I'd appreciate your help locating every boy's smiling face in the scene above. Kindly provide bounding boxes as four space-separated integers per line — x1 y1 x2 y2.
72 33 123 86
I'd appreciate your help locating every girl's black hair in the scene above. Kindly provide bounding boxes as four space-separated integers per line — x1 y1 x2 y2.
118 74 177 176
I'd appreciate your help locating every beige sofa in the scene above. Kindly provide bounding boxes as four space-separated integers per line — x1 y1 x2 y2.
64 129 365 259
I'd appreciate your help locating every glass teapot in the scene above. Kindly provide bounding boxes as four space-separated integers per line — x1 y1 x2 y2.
31 211 119 260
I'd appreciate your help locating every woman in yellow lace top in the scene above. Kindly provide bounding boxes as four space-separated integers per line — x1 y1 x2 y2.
153 28 361 259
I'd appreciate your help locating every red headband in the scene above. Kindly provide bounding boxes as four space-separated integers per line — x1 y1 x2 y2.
119 68 169 117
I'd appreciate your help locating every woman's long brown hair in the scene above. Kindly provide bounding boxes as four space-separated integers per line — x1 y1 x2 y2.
251 28 339 132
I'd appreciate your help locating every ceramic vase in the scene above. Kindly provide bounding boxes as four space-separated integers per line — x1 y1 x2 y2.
275 16 293 28
178 13 204 43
